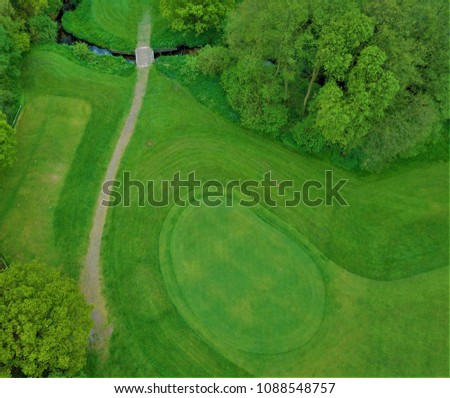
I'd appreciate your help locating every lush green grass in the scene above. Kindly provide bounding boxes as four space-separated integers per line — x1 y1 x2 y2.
62 0 221 52
153 59 449 281
98 69 448 377
0 96 90 265
161 201 326 354
63 0 149 52
0 47 135 278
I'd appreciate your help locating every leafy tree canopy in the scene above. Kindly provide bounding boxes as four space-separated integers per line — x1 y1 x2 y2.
199 0 449 171
161 0 235 35
12 0 49 17
0 262 92 377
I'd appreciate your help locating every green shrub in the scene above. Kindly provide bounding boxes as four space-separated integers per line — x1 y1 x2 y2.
28 14 57 44
197 45 231 76
0 110 16 169
71 42 135 75
72 42 91 61
0 262 92 377
46 0 64 16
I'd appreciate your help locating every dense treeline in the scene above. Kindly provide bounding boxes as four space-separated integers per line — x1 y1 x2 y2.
1 0 61 121
0 0 63 168
196 0 449 171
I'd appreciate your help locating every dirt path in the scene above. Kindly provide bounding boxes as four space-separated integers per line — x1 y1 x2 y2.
81 15 152 352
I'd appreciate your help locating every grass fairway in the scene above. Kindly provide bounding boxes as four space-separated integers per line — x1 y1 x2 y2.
0 47 135 277
63 0 221 52
97 69 448 377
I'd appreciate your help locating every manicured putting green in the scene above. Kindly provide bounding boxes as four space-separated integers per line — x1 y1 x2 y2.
160 202 326 354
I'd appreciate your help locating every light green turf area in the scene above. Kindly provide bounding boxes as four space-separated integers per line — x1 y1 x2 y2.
160 201 326 355
62 0 221 52
97 69 448 377
0 47 135 277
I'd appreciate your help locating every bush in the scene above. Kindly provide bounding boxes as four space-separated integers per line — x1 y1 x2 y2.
290 115 325 154
197 45 231 76
221 58 288 136
28 14 57 44
0 111 16 169
71 42 135 75
72 42 91 61
46 0 64 17
180 55 199 81
330 147 364 171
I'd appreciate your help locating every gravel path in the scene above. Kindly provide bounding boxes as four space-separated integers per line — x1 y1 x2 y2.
81 15 152 352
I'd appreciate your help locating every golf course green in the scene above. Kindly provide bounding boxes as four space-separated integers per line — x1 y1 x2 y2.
160 201 326 354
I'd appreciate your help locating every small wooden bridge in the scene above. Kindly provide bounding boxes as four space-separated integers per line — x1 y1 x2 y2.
136 46 154 68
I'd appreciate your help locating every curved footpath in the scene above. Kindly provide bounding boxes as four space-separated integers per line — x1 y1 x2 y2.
81 15 153 352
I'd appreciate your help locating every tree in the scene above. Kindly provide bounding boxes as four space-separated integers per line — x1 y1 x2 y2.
72 42 91 61
12 0 49 17
0 5 29 122
315 45 399 146
160 0 235 34
219 0 310 135
46 0 63 16
362 92 443 171
200 0 448 171
0 111 16 168
222 57 288 135
359 0 449 170
0 262 92 377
